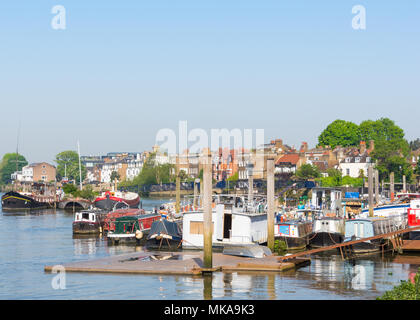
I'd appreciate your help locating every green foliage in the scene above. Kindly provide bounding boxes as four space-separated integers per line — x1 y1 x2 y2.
121 155 175 188
274 240 287 255
410 138 420 151
0 153 28 185
110 171 120 182
377 268 420 300
295 164 320 179
62 183 78 195
371 140 413 183
317 168 363 187
359 118 405 145
55 150 86 184
227 172 239 182
62 183 98 200
318 120 360 148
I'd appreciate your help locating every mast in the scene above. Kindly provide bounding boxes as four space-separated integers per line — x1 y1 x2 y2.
77 140 82 190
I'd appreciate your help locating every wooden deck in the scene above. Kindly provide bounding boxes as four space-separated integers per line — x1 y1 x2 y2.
44 251 310 276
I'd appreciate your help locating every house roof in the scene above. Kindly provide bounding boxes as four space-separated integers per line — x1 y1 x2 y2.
275 153 300 166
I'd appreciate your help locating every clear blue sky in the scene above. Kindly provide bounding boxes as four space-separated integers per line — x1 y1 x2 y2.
0 1 419 164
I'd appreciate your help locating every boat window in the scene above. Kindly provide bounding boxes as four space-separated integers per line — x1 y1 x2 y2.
82 213 90 220
90 214 95 222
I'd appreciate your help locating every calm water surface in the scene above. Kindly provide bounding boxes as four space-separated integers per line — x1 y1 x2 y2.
1 194 420 300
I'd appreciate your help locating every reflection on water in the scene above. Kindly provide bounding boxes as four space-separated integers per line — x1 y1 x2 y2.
2 194 420 299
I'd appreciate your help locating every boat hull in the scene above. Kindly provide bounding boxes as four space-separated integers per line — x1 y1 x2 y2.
276 236 308 251
1 191 53 211
94 196 140 211
72 221 102 234
309 232 343 249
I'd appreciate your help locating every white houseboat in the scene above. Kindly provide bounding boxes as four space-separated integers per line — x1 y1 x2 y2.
182 195 268 249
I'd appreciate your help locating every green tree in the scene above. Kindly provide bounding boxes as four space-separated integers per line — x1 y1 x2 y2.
295 164 321 179
410 138 420 151
110 171 120 182
0 153 28 185
55 150 86 184
371 140 412 183
318 120 360 148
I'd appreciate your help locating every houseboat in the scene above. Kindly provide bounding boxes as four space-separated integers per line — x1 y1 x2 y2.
181 195 268 249
94 190 140 211
1 191 56 211
275 220 312 251
146 218 183 249
309 216 345 249
274 208 315 251
103 208 147 233
343 217 399 254
107 212 161 245
407 200 420 240
72 208 108 234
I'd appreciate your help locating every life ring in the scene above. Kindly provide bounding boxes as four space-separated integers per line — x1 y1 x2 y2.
135 230 143 239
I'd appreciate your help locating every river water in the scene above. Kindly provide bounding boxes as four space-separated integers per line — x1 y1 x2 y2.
1 194 420 300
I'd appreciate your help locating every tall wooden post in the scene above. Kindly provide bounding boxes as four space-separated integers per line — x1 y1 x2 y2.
247 164 254 205
193 178 199 208
267 156 275 252
203 150 213 269
375 169 379 204
175 155 180 213
390 172 395 202
403 175 407 193
368 165 374 217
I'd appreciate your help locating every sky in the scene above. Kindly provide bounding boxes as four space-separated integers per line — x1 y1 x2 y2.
0 1 419 164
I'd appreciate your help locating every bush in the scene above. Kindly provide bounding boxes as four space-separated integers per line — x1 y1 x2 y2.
377 268 420 300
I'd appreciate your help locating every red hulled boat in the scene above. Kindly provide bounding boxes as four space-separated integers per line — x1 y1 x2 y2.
94 191 140 211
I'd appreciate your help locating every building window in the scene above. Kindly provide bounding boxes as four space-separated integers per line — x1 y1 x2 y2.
346 169 350 176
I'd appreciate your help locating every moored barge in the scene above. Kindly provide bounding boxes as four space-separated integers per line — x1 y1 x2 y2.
1 191 56 211
107 212 161 245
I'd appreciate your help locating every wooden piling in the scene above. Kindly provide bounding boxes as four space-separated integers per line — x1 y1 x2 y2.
375 169 379 204
248 168 253 205
202 150 213 269
368 165 374 217
403 175 406 193
267 156 275 252
390 172 395 201
193 178 199 208
175 155 180 213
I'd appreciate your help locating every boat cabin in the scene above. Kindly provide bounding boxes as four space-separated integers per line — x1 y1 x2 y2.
74 210 98 224
182 203 267 249
275 220 312 239
344 217 398 241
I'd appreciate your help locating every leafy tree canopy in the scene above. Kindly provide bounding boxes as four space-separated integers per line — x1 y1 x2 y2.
318 120 361 149
295 164 321 179
0 153 28 185
410 138 420 151
55 150 86 184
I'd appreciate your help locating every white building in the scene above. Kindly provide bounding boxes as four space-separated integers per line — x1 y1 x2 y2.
337 154 371 178
126 159 143 181
11 165 34 182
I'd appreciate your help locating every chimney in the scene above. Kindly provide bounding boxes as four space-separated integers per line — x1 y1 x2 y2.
300 142 308 153
360 141 366 154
